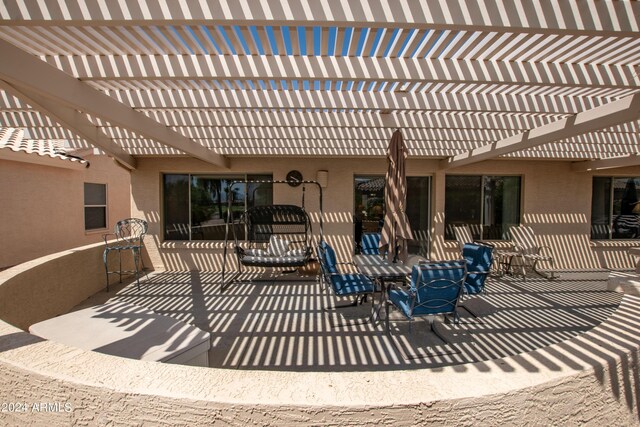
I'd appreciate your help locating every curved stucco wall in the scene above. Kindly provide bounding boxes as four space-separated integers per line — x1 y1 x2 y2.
0 244 639 425
0 241 138 330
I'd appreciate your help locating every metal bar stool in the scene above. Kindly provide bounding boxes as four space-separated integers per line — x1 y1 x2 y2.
103 218 148 291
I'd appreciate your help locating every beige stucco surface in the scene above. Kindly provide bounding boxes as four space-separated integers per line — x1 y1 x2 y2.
0 315 638 426
131 156 640 272
0 154 131 269
0 241 139 331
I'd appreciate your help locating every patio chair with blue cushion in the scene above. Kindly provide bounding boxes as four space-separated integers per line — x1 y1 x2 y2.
459 243 496 319
361 232 381 255
317 241 376 323
461 243 494 295
385 260 467 340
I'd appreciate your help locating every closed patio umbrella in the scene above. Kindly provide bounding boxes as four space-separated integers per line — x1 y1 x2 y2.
379 129 413 263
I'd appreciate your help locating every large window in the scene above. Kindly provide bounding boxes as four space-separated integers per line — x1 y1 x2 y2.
445 175 521 240
354 176 431 255
163 174 272 241
84 182 107 230
592 177 640 239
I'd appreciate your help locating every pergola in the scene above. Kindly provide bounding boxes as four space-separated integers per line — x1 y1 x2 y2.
0 0 639 172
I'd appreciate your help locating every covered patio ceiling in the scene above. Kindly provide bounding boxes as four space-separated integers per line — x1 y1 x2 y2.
0 0 639 171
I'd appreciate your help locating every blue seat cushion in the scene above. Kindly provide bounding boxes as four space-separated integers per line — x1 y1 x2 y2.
388 288 458 318
464 272 487 295
462 243 493 294
330 274 375 296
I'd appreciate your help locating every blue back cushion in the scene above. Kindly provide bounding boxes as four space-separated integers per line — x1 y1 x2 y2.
462 243 493 294
410 260 466 316
361 233 381 255
319 241 338 274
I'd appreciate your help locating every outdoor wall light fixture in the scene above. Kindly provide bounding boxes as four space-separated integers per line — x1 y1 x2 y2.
316 170 328 188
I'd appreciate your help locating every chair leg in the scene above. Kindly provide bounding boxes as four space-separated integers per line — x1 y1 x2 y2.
103 248 110 292
385 300 391 334
139 246 146 272
133 248 141 291
369 292 376 324
118 249 123 283
532 259 557 280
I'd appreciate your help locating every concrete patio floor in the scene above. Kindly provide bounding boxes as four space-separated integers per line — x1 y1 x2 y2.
76 269 622 372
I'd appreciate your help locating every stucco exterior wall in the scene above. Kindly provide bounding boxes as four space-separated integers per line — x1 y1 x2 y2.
0 154 131 269
0 241 136 331
131 156 640 272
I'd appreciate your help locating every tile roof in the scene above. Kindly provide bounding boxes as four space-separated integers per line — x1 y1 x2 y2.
0 127 89 168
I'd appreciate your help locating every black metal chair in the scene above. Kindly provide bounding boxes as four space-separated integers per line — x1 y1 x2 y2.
103 218 148 291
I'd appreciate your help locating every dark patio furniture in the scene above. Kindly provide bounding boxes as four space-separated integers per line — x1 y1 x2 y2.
221 180 323 292
103 218 148 291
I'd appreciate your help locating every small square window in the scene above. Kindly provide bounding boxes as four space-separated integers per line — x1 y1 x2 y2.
84 183 107 230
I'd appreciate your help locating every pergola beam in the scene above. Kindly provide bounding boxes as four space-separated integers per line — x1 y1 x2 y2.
4 100 638 148
440 92 640 169
112 136 639 155
101 87 614 116
0 80 137 170
97 124 640 145
109 138 635 160
46 54 640 90
571 154 640 172
1 0 638 35
0 38 229 169
0 106 576 132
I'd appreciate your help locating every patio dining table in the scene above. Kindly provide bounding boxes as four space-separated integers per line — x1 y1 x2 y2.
353 254 421 322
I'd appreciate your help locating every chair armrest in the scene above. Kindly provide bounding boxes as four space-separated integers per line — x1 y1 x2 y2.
102 233 116 244
467 269 490 276
386 276 412 293
537 245 554 256
336 261 356 267
513 244 525 254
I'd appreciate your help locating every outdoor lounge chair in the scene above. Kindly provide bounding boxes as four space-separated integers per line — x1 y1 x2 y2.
385 260 467 341
509 225 557 279
317 241 376 324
